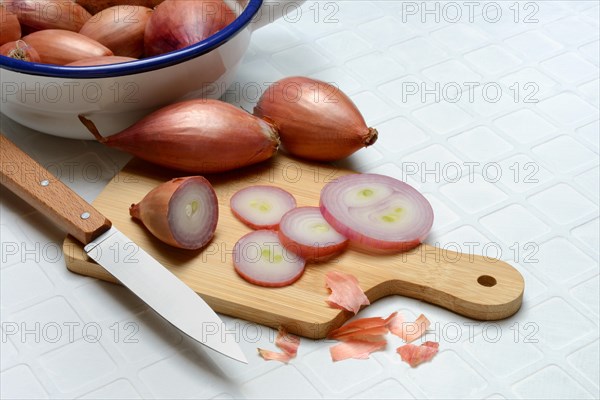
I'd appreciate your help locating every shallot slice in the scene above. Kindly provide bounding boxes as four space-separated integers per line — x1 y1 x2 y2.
397 341 439 367
230 186 296 230
233 230 305 287
330 339 387 362
320 174 433 252
278 207 348 262
388 313 430 343
325 271 370 314
130 176 218 250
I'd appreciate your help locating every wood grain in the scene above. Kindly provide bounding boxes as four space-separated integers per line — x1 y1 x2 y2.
63 155 524 339
0 134 111 244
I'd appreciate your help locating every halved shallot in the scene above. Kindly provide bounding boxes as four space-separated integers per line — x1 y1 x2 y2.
130 176 218 250
230 186 296 230
254 76 378 162
320 174 433 252
233 230 305 287
80 99 279 174
278 206 348 262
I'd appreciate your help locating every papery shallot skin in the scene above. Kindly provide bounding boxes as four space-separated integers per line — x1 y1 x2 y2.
144 0 236 57
254 76 378 162
325 270 370 314
87 99 280 173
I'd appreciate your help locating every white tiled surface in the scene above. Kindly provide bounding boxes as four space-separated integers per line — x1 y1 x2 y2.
1 1 599 398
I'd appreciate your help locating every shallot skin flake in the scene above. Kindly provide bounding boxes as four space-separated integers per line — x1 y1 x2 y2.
325 271 370 314
397 341 439 367
329 339 387 361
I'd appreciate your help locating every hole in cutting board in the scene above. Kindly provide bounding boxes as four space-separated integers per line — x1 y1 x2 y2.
477 275 497 287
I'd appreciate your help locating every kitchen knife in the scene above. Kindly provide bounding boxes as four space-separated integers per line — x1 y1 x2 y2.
0 133 247 363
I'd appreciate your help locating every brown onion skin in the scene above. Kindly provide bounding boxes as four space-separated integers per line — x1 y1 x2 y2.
79 5 152 58
4 0 91 32
0 40 40 62
130 176 218 250
0 5 21 46
81 99 280 173
22 29 113 64
65 55 136 66
76 0 163 16
254 76 378 162
144 0 236 57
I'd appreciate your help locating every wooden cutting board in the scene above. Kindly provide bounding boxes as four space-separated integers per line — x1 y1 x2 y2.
63 155 524 339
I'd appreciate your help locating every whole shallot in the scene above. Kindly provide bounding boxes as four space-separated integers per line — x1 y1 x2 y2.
80 99 280 173
22 29 112 64
144 0 236 57
0 40 40 62
79 5 153 58
0 5 21 46
5 0 91 32
254 76 378 162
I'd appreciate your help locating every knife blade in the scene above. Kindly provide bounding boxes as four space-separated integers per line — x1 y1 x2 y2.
0 133 247 363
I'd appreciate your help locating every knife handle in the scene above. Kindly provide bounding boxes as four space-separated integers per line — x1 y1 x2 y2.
0 134 111 245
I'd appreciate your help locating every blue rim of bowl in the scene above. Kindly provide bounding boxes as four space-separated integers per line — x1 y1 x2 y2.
0 0 263 78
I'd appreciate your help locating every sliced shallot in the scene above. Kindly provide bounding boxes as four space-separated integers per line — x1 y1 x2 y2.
233 230 305 287
388 313 430 343
325 271 370 314
397 341 439 367
330 339 386 362
230 186 296 230
278 207 348 262
320 174 433 252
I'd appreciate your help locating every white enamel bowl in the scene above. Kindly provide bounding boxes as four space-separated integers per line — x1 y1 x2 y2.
0 0 289 139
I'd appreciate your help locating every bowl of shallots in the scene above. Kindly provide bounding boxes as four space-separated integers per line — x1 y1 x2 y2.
0 0 297 139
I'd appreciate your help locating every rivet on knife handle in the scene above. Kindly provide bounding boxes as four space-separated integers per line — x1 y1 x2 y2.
0 134 111 244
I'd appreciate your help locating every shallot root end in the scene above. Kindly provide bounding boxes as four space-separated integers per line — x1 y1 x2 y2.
365 128 378 147
129 203 141 220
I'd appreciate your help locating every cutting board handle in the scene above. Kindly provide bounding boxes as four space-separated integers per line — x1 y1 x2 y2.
0 134 111 244
373 244 524 320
